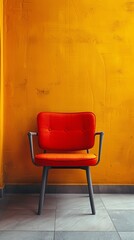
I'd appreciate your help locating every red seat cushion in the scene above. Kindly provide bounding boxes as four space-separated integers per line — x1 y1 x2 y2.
35 153 97 167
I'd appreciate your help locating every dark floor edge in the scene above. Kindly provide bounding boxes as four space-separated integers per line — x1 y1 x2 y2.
0 184 134 197
0 188 4 198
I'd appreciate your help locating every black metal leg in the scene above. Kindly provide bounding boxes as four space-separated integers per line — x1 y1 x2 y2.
86 166 96 215
37 167 49 215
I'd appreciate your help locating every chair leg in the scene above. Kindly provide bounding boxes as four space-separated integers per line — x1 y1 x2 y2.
86 166 96 215
37 166 49 215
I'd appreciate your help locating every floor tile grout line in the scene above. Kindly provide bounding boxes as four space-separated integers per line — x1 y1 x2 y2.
99 193 134 211
99 193 110 212
53 195 58 234
54 210 56 232
53 231 56 240
0 230 54 232
105 208 121 235
99 194 121 236
54 230 122 232
117 232 124 240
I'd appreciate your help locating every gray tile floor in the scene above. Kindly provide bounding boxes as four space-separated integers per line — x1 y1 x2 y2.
0 193 134 239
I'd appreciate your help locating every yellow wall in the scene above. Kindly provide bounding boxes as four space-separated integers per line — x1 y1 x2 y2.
0 0 4 188
3 0 134 185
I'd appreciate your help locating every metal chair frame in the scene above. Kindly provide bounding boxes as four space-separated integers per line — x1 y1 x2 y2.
28 131 104 215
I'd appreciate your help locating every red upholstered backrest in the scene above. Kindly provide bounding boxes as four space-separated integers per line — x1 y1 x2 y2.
37 112 96 151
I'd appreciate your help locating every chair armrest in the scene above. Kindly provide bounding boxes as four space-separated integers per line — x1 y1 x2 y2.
27 132 38 164
95 132 104 165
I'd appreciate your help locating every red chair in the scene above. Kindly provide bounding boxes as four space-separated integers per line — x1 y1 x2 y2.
28 112 104 215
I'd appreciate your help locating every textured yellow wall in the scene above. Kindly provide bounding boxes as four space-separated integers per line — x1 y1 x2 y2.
0 0 4 188
3 0 134 185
